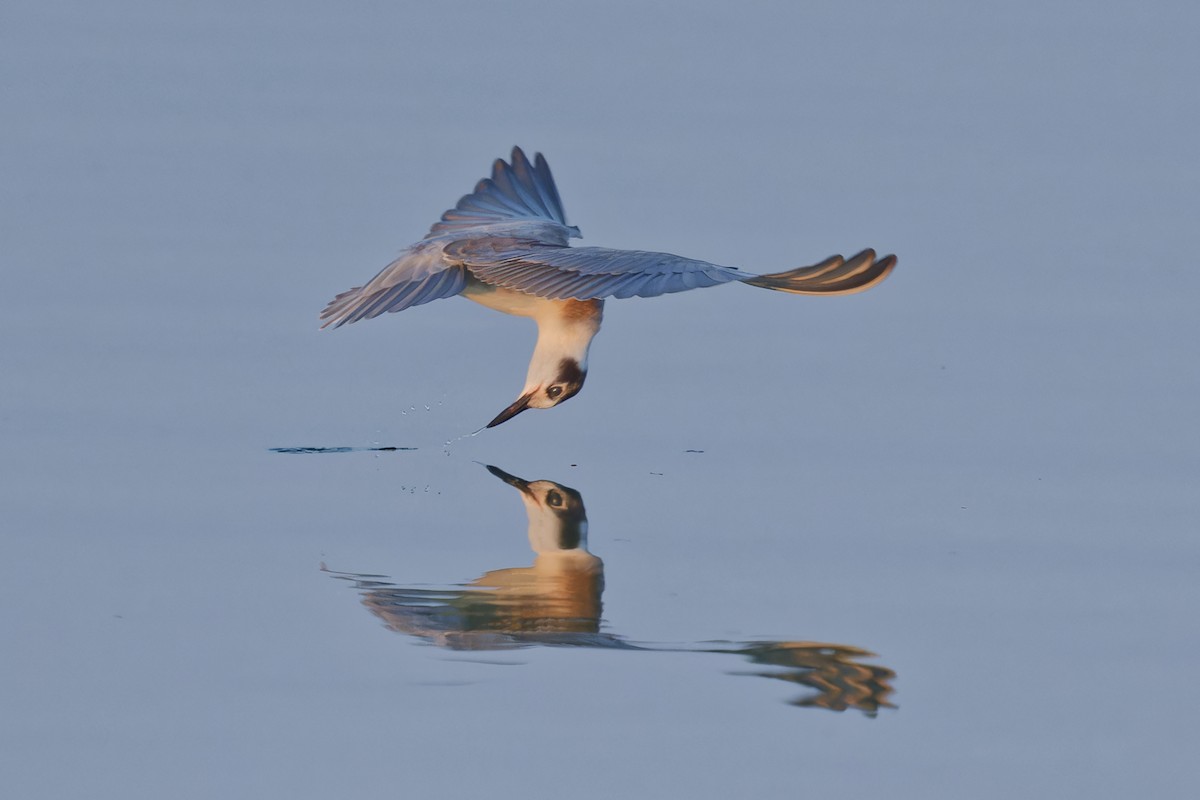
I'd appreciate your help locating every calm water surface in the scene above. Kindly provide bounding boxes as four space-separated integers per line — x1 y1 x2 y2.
3 2 1198 798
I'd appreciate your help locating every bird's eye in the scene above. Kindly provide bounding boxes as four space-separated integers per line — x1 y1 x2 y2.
547 491 563 507
546 386 564 399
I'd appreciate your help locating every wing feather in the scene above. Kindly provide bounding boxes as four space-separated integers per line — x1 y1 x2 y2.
492 151 550 219
425 147 570 238
446 240 746 300
445 238 895 300
533 154 566 222
319 263 467 328
740 249 896 295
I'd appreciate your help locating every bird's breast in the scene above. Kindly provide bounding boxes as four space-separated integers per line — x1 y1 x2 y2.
461 275 602 326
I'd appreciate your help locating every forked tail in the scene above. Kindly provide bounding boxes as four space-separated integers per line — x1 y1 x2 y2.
741 249 896 295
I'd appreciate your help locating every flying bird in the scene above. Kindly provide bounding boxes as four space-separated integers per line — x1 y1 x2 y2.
321 147 896 427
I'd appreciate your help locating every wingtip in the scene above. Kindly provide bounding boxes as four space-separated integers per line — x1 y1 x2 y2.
743 249 898 295
496 146 536 174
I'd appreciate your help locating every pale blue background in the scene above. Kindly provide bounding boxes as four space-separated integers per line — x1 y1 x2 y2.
3 1 1198 797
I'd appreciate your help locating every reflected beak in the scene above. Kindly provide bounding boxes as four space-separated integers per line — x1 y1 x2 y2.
485 464 529 492
486 391 534 428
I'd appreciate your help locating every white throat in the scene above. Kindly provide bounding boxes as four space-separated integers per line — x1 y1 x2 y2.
461 279 604 402
524 306 601 388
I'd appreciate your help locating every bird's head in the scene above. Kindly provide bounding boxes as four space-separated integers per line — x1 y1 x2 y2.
487 357 587 428
485 465 588 551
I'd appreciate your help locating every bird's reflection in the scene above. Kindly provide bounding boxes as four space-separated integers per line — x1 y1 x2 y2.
327 465 895 716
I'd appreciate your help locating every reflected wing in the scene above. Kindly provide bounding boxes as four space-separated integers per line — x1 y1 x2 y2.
426 147 570 238
447 239 745 300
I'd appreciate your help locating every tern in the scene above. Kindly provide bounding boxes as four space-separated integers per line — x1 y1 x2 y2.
321 147 897 427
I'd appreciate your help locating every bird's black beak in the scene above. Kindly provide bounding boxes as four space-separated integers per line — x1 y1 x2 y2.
486 391 534 428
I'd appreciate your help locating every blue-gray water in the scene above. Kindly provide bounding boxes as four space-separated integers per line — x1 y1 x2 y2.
3 1 1198 797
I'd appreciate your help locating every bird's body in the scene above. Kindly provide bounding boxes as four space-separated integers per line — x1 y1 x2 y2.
321 147 896 426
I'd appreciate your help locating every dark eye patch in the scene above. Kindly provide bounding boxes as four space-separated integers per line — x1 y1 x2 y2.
547 490 563 507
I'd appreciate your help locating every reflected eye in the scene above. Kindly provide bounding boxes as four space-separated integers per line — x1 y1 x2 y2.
547 491 563 507
546 386 564 399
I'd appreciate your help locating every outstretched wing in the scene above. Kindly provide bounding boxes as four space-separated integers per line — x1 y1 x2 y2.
446 239 745 300
320 147 577 328
319 246 467 329
426 146 571 238
447 240 896 301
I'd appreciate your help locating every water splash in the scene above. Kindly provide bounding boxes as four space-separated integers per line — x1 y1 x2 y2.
443 425 486 456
